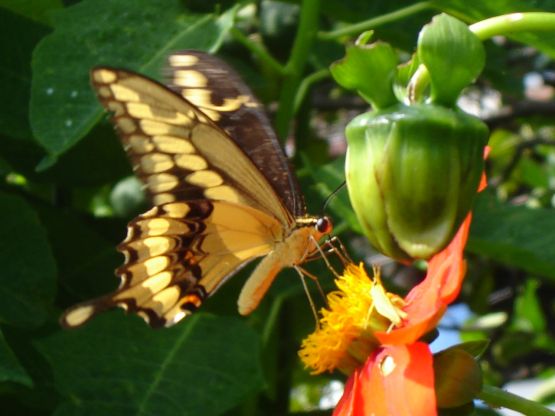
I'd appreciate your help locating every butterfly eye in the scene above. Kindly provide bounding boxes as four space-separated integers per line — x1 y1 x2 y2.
315 216 333 234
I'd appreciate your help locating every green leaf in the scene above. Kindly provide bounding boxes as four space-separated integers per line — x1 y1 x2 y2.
513 278 546 332
0 192 57 327
0 328 32 387
517 158 550 189
30 0 235 161
418 14 485 106
35 313 264 416
40 123 130 188
34 203 123 301
0 0 62 25
0 8 48 140
468 192 555 281
303 156 362 234
330 37 398 109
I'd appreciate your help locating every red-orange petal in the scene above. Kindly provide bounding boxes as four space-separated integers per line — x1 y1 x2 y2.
334 343 437 416
424 213 470 304
333 370 359 416
478 146 491 192
376 214 471 345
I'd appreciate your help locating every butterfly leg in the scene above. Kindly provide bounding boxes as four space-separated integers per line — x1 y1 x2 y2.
308 235 342 278
294 266 322 329
295 265 328 306
325 236 353 265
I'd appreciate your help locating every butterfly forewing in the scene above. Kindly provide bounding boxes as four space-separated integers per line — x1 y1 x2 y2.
91 67 292 226
166 51 306 217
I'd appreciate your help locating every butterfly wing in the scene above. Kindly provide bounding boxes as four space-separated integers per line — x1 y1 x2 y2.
90 67 293 225
61 66 297 328
166 50 306 217
61 200 283 328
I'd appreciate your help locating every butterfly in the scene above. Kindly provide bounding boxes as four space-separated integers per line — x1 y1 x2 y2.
60 50 333 328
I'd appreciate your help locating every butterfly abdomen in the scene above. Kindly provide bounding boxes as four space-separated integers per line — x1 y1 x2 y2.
237 221 328 315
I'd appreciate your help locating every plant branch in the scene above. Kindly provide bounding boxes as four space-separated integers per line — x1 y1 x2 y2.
294 68 330 114
230 27 285 75
275 0 320 140
318 2 435 41
478 384 555 416
485 100 555 129
470 12 555 40
494 137 555 185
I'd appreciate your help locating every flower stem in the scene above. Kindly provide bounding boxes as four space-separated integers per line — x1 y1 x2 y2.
408 12 555 102
275 0 320 140
230 27 285 75
478 384 555 416
318 2 435 41
470 12 555 40
293 68 330 114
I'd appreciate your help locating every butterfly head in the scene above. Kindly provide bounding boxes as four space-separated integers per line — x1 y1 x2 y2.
297 215 333 241
315 216 333 237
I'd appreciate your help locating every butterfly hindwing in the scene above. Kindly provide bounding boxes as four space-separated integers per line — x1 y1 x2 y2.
61 200 283 328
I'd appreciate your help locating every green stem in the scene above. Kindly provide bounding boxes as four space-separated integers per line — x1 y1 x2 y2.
408 12 555 102
230 27 285 75
293 68 330 114
318 2 435 41
470 12 555 40
478 385 555 416
275 0 320 140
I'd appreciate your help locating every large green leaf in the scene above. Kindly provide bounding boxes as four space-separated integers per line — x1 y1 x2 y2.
0 328 32 387
0 192 57 327
40 123 131 188
468 193 555 280
33 203 123 302
30 0 235 166
0 0 62 25
35 313 264 416
0 8 48 140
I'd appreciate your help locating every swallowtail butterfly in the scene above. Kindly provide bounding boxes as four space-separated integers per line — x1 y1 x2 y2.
61 51 333 328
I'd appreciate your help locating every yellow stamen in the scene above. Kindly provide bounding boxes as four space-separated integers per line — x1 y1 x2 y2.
299 262 407 375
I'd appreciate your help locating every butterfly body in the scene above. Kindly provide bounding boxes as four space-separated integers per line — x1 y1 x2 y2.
61 51 332 329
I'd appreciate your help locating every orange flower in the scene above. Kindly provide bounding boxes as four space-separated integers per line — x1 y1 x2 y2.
334 343 436 416
299 214 472 416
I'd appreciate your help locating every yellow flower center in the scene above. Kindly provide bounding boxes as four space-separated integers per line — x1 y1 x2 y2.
299 263 407 375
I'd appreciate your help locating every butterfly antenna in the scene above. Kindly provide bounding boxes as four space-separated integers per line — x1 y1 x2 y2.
322 180 346 215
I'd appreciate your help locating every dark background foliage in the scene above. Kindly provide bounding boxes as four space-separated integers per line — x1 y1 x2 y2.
1 0 555 415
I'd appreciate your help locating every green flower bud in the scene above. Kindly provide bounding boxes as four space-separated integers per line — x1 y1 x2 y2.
433 348 483 408
345 103 488 260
